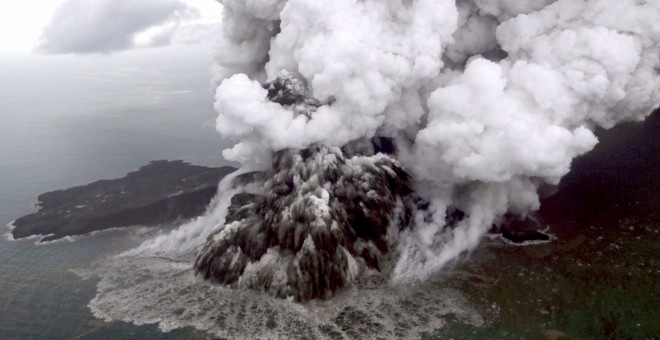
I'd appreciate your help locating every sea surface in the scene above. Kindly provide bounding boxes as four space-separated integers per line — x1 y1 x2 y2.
0 49 235 339
1 50 657 339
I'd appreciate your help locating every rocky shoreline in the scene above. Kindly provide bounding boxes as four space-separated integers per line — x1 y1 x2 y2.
11 160 236 242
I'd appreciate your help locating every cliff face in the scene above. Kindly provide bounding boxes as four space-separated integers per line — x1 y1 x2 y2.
12 160 236 242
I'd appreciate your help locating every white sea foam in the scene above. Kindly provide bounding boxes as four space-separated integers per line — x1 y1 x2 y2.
7 231 54 243
35 235 78 246
89 254 482 339
5 219 73 243
499 227 556 247
4 220 16 241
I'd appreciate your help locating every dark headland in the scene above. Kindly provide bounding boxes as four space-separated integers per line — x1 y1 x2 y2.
11 160 236 242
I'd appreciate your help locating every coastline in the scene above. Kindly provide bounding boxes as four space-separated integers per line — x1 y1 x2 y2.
9 160 236 243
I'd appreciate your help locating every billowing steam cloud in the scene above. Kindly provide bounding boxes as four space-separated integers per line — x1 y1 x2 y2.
193 0 660 300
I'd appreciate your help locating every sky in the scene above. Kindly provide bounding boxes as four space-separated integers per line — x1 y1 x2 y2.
0 0 222 56
0 0 226 140
0 0 231 171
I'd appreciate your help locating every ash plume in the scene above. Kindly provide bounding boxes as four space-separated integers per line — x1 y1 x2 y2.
194 0 660 299
194 143 411 300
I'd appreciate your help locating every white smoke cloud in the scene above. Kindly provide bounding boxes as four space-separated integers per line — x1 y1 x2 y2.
472 0 556 20
37 0 220 54
208 0 659 282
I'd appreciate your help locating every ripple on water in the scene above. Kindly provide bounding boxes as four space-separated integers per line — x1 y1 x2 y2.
89 255 483 339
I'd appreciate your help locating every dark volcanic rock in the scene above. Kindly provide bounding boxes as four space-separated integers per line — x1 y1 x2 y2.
500 225 550 244
12 160 236 242
493 215 551 244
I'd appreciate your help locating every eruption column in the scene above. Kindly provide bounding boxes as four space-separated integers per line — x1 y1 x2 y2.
196 0 660 298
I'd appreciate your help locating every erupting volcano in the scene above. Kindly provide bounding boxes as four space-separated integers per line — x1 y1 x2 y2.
187 0 660 300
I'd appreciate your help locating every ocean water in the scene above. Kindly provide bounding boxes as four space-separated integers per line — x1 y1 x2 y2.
0 51 484 340
1 50 656 339
0 49 236 339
